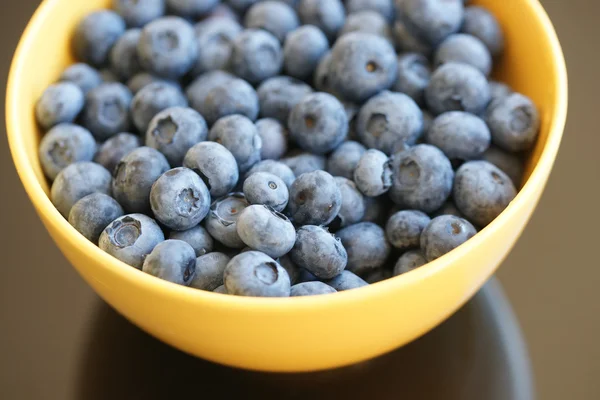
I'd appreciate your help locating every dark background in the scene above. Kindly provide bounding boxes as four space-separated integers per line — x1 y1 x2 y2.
1 1 598 399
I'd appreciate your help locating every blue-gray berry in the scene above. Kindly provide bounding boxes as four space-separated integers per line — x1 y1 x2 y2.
244 1 299 42
137 17 198 79
127 72 180 94
480 146 524 187
109 29 142 81
150 167 211 230
390 144 454 213
434 34 492 76
184 141 239 198
297 0 346 41
283 25 329 80
208 115 262 173
60 63 103 94
214 285 228 294
112 147 170 213
257 76 313 124
393 19 433 55
146 106 207 166
73 10 126 67
225 0 258 14
281 152 326 178
278 254 302 285
199 78 259 126
333 177 366 228
346 0 395 22
339 11 392 40
385 210 430 250
327 141 366 180
113 0 165 28
237 205 296 258
392 53 431 106
255 118 288 160
290 225 347 279
313 51 333 92
191 17 242 76
166 0 219 18
329 32 397 103
36 83 85 131
453 160 517 227
362 267 393 284
431 199 466 219
288 170 342 226
396 0 464 46
353 149 393 197
82 83 133 141
291 282 337 296
224 251 291 297
420 215 477 261
51 162 112 217
243 172 289 211
325 270 368 291
186 70 236 112
131 82 188 133
68 193 124 244
142 239 197 285
425 62 490 115
205 193 249 248
99 68 120 83
336 222 390 276
486 93 540 152
169 224 214 257
190 252 230 290
39 124 97 181
356 91 423 155
229 29 283 85
425 111 491 160
393 249 427 276
94 133 141 174
362 195 390 225
246 160 296 188
100 213 165 268
461 6 504 57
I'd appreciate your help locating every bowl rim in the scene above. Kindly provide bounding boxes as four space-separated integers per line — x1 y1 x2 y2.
5 0 568 310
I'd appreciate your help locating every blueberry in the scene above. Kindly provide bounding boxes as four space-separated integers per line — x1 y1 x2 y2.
421 110 433 137
329 32 397 103
142 239 197 285
243 172 289 211
205 3 241 21
229 29 283 85
278 254 302 284
82 83 133 141
431 199 466 219
289 225 347 279
94 133 141 173
60 63 103 94
356 91 423 155
244 1 299 43
281 152 326 177
131 82 187 133
392 53 431 106
283 25 329 80
191 17 242 76
393 19 433 56
339 11 392 41
291 282 337 296
434 34 492 76
205 193 249 248
453 160 517 227
166 0 219 18
109 29 142 81
385 210 430 250
112 147 170 213
169 225 214 257
68 193 124 244
425 111 491 161
99 68 120 83
184 141 239 198
336 222 390 276
39 124 97 180
480 146 524 187
36 83 85 131
390 144 454 213
353 149 393 197
73 11 126 67
362 267 393 284
224 251 291 297
488 81 513 108
288 92 348 154
325 270 368 291
100 213 165 268
146 107 207 166
288 170 342 226
333 177 365 228
326 141 366 180
362 195 390 225
246 160 296 188
461 6 504 57
396 0 464 46
208 115 262 173
313 51 333 92
198 78 259 126
189 252 230 290
420 215 476 261
213 285 228 294
127 73 180 94
236 205 296 258
255 118 288 160
186 70 236 112
393 249 427 276
137 17 198 79
425 62 491 115
225 0 258 14
346 0 395 23
150 167 211 230
486 93 540 152
297 0 346 42
257 76 313 124
113 0 165 28
51 162 112 217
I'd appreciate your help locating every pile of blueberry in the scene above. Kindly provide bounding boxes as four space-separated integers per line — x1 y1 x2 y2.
35 0 540 297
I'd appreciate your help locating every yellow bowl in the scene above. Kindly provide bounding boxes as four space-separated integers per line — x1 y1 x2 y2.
6 0 567 372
